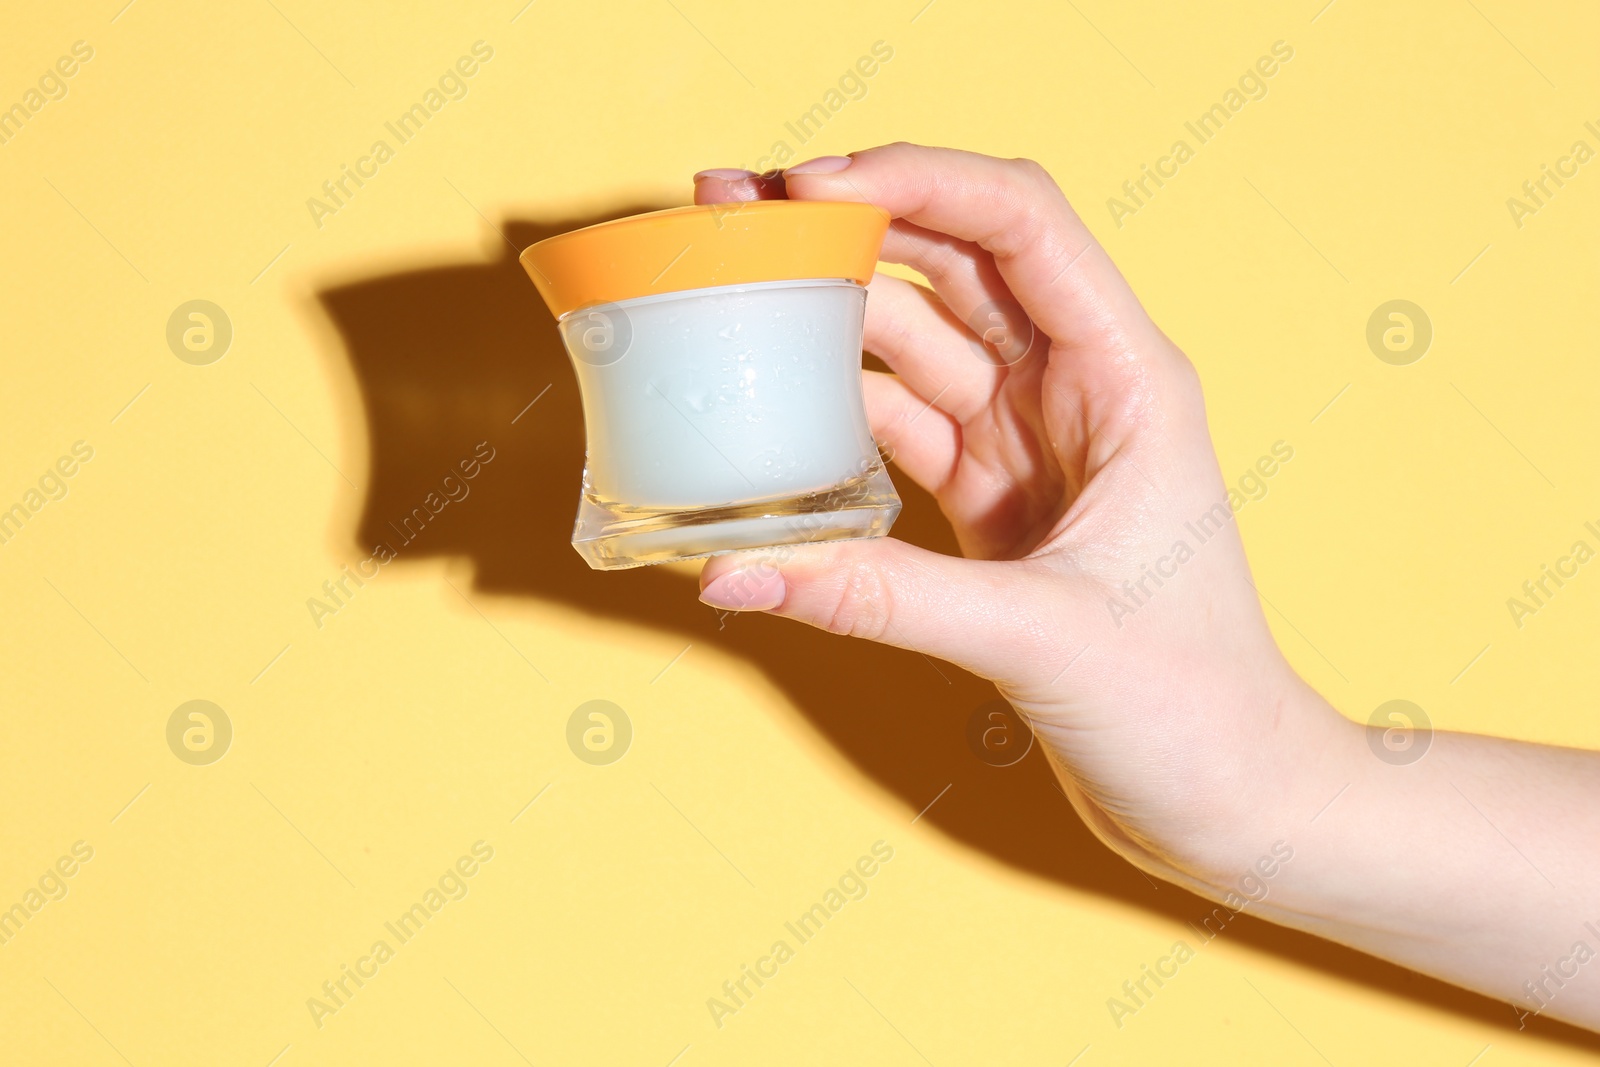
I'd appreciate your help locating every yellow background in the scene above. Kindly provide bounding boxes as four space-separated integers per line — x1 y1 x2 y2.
2 0 1598 1063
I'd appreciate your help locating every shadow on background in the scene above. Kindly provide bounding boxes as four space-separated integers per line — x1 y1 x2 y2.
315 208 1595 1052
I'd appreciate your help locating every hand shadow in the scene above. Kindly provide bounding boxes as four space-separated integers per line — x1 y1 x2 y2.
313 208 1594 1053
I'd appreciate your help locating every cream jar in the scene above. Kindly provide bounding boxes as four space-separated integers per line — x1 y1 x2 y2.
521 201 898 569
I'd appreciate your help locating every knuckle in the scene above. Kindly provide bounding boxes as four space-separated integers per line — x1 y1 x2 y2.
985 158 1063 260
878 311 917 357
1170 346 1205 400
867 141 915 166
865 293 924 358
1009 156 1058 191
822 556 894 641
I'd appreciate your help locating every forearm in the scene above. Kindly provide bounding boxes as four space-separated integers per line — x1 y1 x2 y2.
1183 684 1600 1029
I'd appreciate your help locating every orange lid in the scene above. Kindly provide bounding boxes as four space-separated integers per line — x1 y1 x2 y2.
520 200 890 318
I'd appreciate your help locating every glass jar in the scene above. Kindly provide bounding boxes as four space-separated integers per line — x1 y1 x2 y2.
521 201 899 569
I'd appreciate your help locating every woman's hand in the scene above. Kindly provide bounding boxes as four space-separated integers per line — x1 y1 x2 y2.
695 144 1348 886
692 144 1600 1032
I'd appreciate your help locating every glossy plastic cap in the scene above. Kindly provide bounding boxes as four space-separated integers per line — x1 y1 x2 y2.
520 200 891 318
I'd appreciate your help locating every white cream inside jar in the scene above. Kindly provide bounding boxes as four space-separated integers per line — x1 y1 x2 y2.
563 279 877 511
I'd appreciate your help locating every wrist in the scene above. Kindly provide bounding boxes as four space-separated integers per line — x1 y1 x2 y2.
1151 673 1361 896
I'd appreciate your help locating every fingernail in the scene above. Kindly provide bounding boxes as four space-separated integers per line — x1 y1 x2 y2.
785 155 852 176
699 567 785 611
694 168 757 181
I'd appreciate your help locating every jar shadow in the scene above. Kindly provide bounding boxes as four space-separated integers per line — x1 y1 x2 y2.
313 207 1594 1053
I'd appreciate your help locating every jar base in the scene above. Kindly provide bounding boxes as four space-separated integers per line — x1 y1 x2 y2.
571 465 901 570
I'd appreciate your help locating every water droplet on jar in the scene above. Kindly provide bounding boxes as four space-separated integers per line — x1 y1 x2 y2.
682 385 711 413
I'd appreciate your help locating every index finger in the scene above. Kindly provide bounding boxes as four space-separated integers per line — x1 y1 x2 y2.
783 143 1166 363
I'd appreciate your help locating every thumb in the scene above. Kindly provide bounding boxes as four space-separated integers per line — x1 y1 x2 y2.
697 537 1060 681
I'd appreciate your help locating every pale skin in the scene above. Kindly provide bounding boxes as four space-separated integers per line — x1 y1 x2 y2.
690 144 1600 1032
